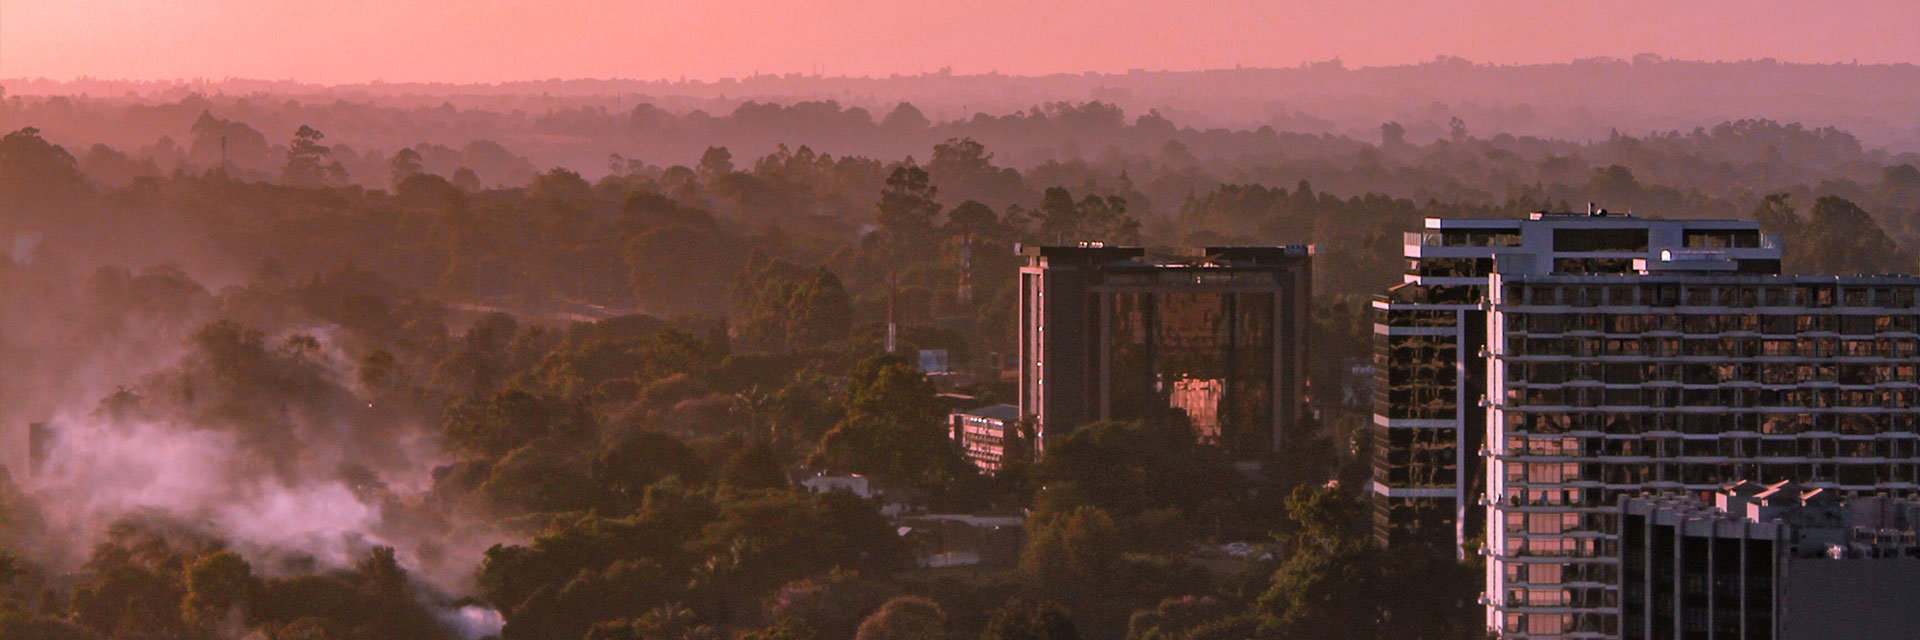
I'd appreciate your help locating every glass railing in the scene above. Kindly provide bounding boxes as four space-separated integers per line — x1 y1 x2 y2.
1405 230 1524 248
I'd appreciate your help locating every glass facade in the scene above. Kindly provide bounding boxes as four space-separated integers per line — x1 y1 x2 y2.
1019 245 1311 463
1373 215 1783 556
1107 291 1276 454
1484 276 1920 639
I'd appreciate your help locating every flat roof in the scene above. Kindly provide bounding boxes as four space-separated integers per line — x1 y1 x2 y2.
958 404 1019 421
1495 273 1920 284
1424 216 1758 229
1023 244 1312 267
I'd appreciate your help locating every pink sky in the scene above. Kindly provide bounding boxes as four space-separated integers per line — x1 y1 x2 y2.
6 0 1918 84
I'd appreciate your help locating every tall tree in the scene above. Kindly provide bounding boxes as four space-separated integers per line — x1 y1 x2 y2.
1754 193 1907 274
282 125 345 186
877 163 942 252
816 355 967 492
1033 188 1139 245
0 127 87 212
698 146 734 182
389 147 424 190
929 138 1024 209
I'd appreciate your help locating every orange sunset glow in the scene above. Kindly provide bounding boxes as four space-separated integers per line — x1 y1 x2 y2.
5 4 1920 640
5 0 1920 83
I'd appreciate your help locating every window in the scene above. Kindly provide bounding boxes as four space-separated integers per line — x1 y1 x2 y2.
1842 315 1875 335
1442 229 1522 247
1554 228 1649 252
1684 229 1761 248
1526 588 1567 606
1765 287 1793 306
1419 257 1496 278
1844 288 1869 306
1650 284 1678 307
1554 257 1635 275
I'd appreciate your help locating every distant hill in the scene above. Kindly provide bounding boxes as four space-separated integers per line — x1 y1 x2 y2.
9 56 1920 151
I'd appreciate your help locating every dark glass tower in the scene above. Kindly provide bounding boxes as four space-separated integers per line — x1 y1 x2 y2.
1019 245 1312 462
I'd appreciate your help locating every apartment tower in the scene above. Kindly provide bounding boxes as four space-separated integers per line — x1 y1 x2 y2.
1483 252 1920 638
1373 209 1780 549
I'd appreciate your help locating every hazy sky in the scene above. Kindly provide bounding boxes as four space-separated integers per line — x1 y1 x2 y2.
7 0 1919 84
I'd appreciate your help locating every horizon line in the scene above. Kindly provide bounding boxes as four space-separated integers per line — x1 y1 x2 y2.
5 54 1918 91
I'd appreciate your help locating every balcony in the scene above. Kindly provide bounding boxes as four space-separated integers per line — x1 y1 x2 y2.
1406 230 1524 248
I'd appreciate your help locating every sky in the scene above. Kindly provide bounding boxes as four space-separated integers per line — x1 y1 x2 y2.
5 0 1920 84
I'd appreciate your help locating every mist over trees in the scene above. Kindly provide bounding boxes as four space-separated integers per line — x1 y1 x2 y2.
13 55 1920 151
3 60 1919 638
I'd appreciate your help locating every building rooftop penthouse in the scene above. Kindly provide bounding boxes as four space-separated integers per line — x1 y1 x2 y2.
1018 243 1312 268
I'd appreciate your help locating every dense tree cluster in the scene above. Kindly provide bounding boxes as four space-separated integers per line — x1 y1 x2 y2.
1 90 1916 640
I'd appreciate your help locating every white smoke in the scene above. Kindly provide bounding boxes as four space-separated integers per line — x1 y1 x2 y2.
31 414 384 569
437 605 506 640
0 260 516 638
27 408 511 639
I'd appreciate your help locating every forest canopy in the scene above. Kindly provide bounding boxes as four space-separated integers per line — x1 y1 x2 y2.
1 82 1916 639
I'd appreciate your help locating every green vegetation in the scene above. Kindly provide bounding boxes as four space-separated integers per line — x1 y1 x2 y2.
1 92 1915 639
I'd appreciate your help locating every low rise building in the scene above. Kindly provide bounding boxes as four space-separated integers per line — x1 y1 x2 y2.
1620 482 1920 640
797 472 875 499
949 404 1021 474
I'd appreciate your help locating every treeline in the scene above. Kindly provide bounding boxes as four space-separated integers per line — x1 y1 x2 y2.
10 107 1920 295
4 91 1917 225
13 56 1920 149
2 96 1918 639
0 238 1454 639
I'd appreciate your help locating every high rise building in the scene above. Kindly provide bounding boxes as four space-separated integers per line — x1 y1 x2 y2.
1018 244 1312 462
1620 482 1920 640
1483 253 1920 639
1372 210 1781 549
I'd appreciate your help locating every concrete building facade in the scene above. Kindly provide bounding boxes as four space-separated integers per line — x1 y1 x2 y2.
1482 255 1920 638
1373 211 1781 549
